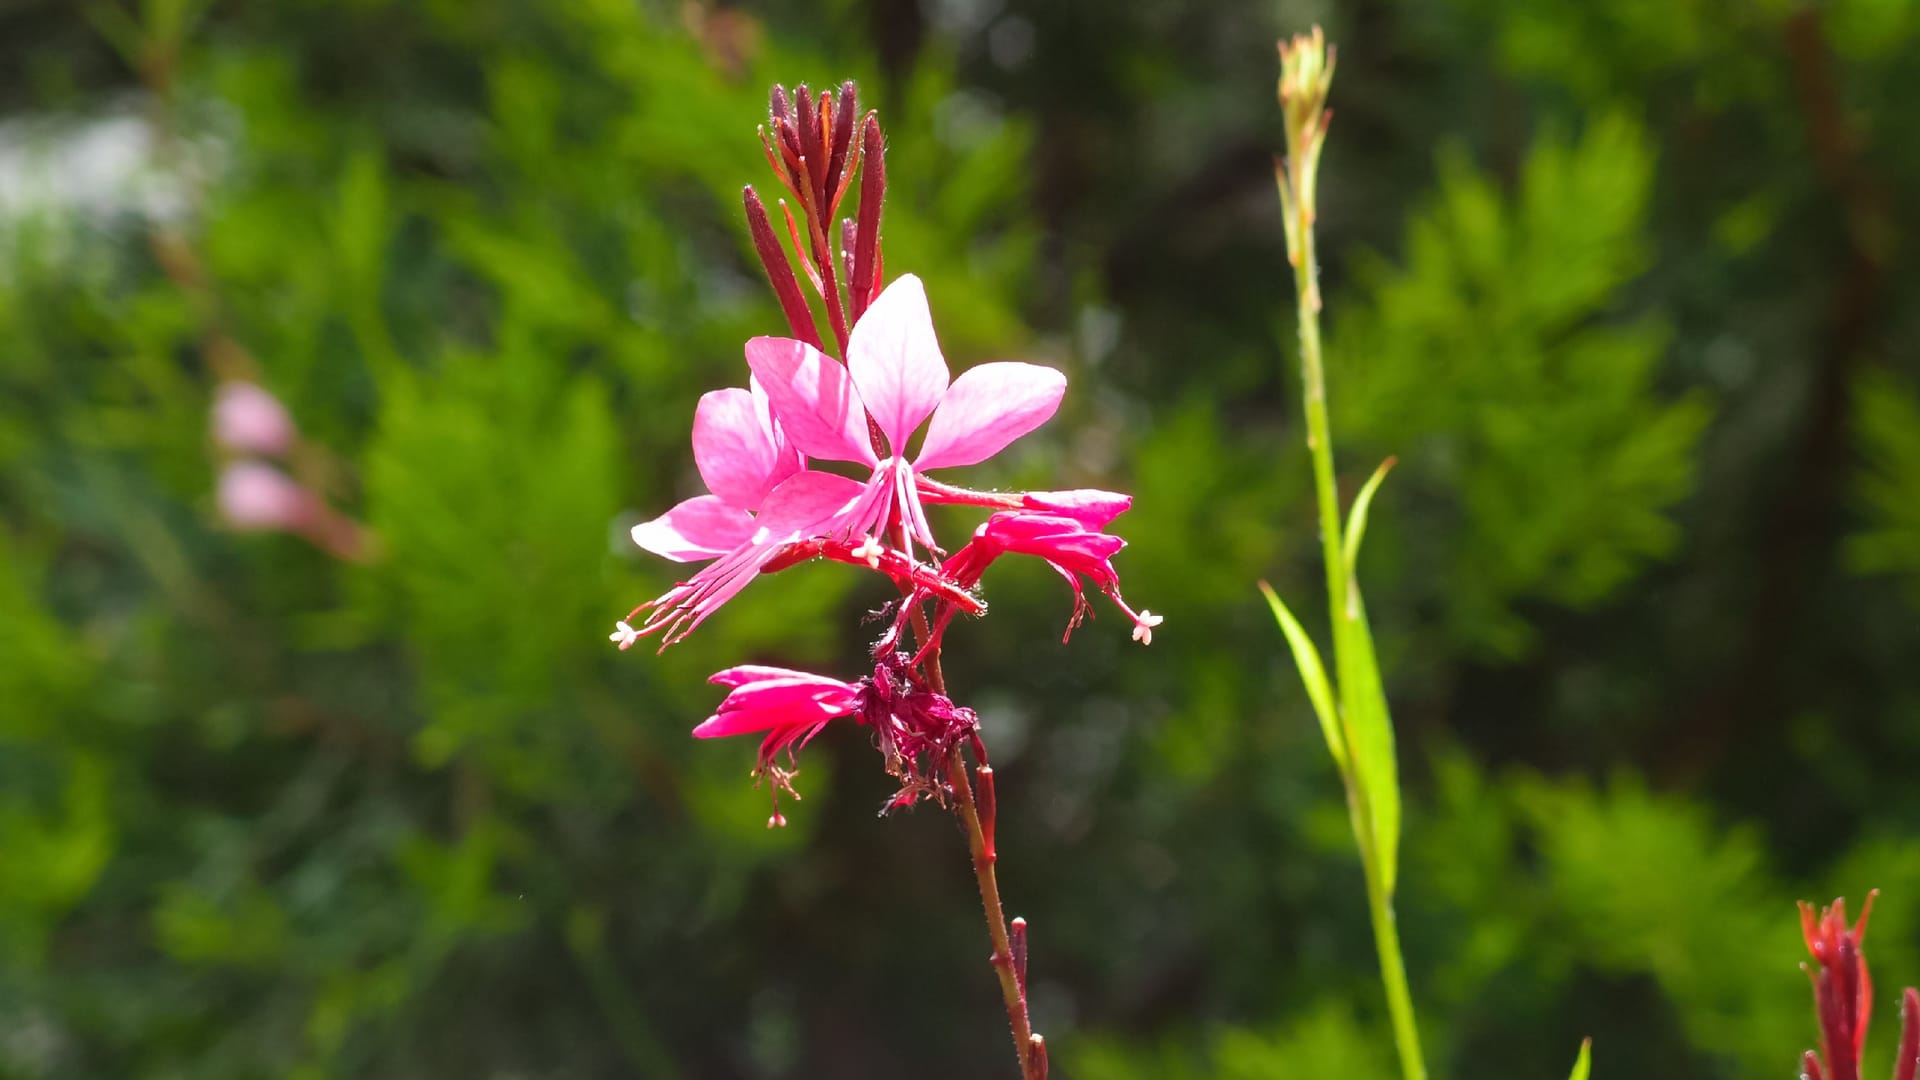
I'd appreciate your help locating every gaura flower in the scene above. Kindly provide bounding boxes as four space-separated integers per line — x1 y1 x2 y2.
941 510 1161 645
697 664 864 764
695 656 982 820
747 274 1067 558
621 379 866 648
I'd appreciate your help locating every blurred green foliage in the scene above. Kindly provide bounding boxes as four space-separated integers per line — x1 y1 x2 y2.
0 0 1916 1077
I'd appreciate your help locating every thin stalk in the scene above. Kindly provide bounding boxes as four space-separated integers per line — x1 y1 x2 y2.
901 550 1032 1080
1288 174 1428 1080
949 746 1036 1079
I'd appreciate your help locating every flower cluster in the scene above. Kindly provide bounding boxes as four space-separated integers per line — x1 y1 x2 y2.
611 84 1155 821
211 380 365 559
610 78 1137 1080
614 271 1155 804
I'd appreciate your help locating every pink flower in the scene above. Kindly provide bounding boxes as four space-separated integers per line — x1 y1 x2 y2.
622 379 866 648
696 665 864 822
747 274 1066 557
942 511 1161 644
218 461 317 531
216 461 367 560
696 664 863 756
693 657 984 818
212 381 297 457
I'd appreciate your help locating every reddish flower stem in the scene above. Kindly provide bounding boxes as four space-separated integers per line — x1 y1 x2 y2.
900 535 1033 1079
947 744 1035 1079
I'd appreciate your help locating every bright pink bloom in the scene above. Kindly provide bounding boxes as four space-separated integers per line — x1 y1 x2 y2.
942 510 1160 644
747 274 1066 556
697 664 863 761
212 381 297 457
622 379 867 648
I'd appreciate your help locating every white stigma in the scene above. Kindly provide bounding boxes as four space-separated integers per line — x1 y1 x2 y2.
851 534 885 568
609 620 640 650
1131 609 1164 645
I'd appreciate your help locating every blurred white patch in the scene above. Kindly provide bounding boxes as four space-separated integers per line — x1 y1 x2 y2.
988 15 1037 69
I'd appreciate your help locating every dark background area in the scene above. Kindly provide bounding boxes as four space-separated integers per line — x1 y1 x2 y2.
1 0 1917 1077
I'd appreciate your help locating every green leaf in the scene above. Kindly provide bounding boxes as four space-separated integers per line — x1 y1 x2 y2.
1567 1037 1592 1080
1333 579 1399 894
1341 456 1398 575
1259 581 1345 774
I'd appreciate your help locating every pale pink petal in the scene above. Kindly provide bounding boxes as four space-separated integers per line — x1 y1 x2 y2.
218 462 314 530
750 376 806 486
913 362 1066 471
213 382 296 456
630 496 756 562
693 388 783 510
847 275 949 453
754 470 868 534
746 337 877 466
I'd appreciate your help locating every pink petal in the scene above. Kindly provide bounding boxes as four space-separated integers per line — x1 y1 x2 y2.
213 381 296 457
1022 488 1133 528
693 388 785 511
746 337 878 466
710 665 827 688
913 362 1066 471
754 470 868 534
630 495 756 562
693 669 861 738
218 462 315 530
750 376 806 485
847 275 949 453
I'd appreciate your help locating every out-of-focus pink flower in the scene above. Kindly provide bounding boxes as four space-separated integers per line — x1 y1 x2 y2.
942 511 1160 644
216 461 367 560
621 380 866 649
747 274 1066 556
212 381 296 457
218 461 316 531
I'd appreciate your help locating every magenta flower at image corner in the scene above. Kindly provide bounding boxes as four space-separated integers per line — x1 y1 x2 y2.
1797 892 1920 1080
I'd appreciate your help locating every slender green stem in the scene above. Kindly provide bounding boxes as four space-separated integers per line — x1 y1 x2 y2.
1288 187 1428 1080
1364 855 1425 1080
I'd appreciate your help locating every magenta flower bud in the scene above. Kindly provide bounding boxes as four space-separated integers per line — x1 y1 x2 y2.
212 381 296 457
217 461 316 532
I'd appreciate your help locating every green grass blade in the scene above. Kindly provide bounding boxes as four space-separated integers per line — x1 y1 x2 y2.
1341 456 1397 575
1259 581 1346 773
1333 578 1399 895
1567 1038 1592 1080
